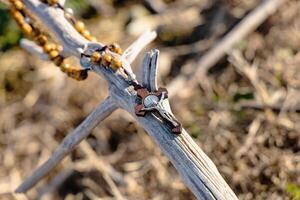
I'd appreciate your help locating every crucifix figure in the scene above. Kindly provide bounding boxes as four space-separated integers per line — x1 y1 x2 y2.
135 86 182 134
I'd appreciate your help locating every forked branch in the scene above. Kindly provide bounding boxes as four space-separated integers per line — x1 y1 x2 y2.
16 0 238 199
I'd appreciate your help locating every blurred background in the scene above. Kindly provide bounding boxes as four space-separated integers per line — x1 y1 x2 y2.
1 0 300 199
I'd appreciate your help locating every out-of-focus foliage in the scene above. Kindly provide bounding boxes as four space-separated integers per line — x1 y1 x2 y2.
0 4 21 51
287 184 300 200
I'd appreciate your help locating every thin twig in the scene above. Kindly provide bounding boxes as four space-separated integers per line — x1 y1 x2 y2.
195 0 285 74
38 169 73 199
16 97 117 193
167 0 285 97
235 117 262 158
79 141 126 200
123 30 157 64
228 50 271 105
239 101 300 113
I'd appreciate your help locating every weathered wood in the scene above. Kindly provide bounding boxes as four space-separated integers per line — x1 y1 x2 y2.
16 97 117 193
123 30 157 64
20 39 48 60
141 50 159 91
94 64 237 200
23 0 97 57
16 0 239 199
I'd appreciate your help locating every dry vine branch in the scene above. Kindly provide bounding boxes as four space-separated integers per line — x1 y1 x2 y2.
16 97 118 192
168 0 285 98
14 0 238 199
228 50 271 105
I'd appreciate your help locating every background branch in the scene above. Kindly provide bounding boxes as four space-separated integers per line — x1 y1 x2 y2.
167 0 285 97
16 97 117 193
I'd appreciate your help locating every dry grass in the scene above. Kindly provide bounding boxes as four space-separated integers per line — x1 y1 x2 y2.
1 0 300 199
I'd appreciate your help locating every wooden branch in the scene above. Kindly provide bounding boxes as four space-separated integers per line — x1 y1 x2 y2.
123 30 157 64
96 66 238 200
17 1 239 199
16 32 157 194
20 39 48 60
194 0 285 74
168 0 285 97
228 50 271 105
239 101 300 113
23 0 101 57
141 49 159 91
16 97 117 193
